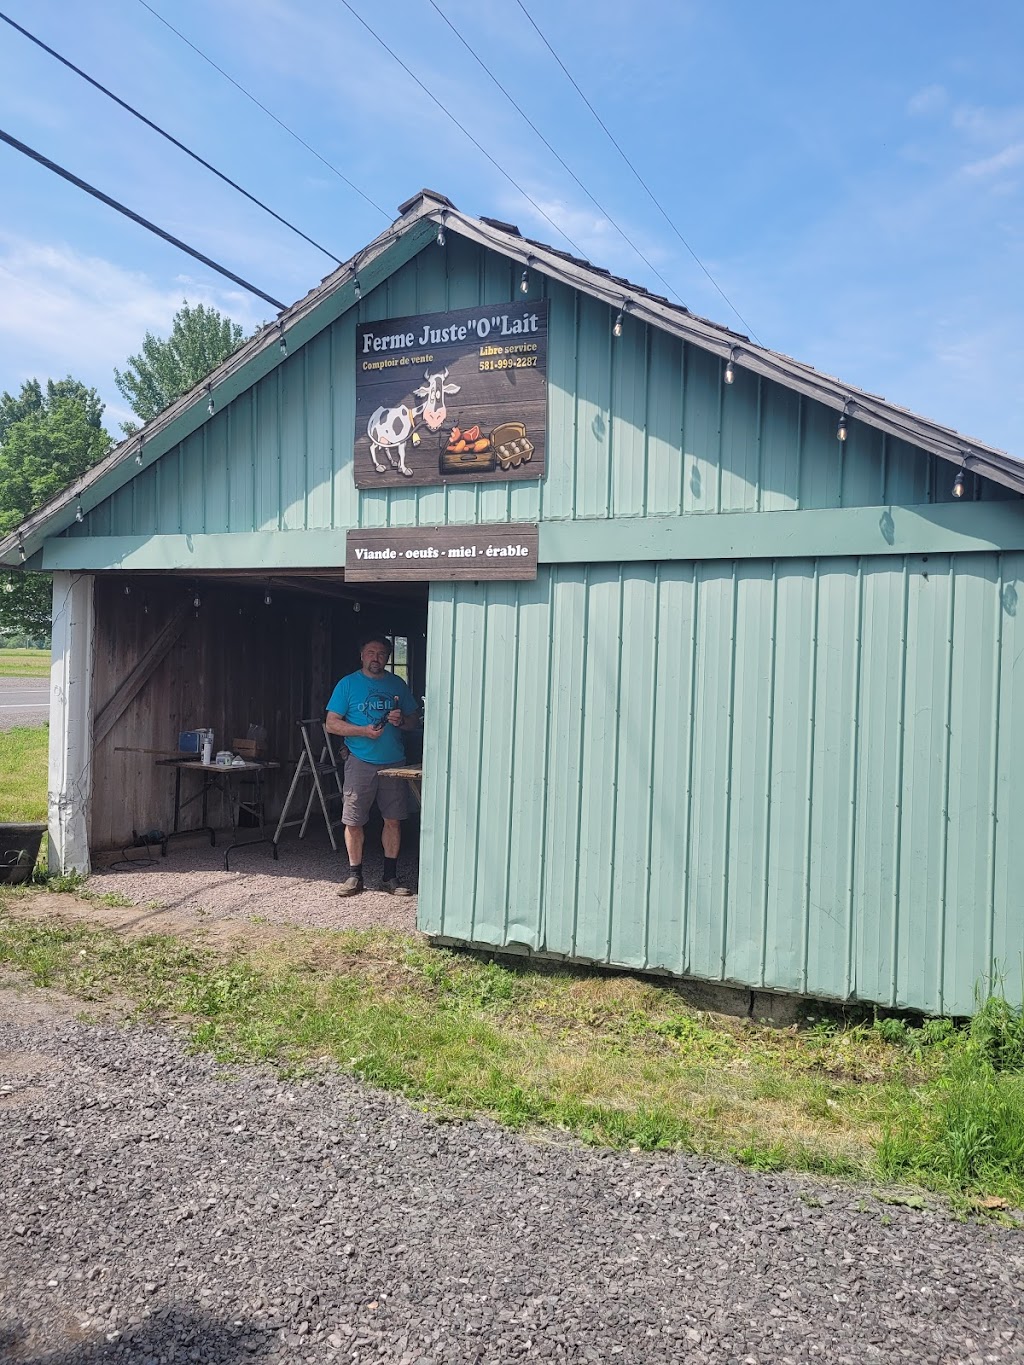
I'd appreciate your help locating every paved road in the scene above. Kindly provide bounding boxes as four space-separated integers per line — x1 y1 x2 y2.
0 676 48 731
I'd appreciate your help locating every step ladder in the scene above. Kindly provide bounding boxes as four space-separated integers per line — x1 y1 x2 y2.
272 719 347 860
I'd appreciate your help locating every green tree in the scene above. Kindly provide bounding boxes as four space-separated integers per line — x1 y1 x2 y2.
114 301 246 431
0 378 111 642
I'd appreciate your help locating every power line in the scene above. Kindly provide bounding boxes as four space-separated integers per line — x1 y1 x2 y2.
426 0 687 310
515 0 760 342
135 0 390 221
0 127 288 311
0 8 342 264
335 0 592 262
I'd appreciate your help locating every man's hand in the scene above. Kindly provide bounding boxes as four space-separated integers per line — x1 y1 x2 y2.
365 720 386 738
386 707 403 727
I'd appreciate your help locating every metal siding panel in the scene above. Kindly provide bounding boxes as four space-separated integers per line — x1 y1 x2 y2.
332 315 359 530
179 431 205 532
279 354 307 531
254 372 281 532
574 568 623 959
443 593 488 941
610 316 648 518
539 567 588 954
646 564 694 974
687 563 734 978
609 565 658 967
992 553 1024 1005
884 436 931 504
538 281 577 523
799 400 842 510
574 295 613 521
759 384 801 512
417 585 456 935
156 447 181 534
804 560 859 999
852 560 905 1006
505 574 555 949
204 415 229 532
724 562 774 985
942 557 1001 1013
896 555 950 1012
472 584 519 945
682 343 720 514
720 366 760 512
645 330 684 517
227 394 255 533
132 464 158 535
841 423 884 509
765 560 816 992
305 330 333 530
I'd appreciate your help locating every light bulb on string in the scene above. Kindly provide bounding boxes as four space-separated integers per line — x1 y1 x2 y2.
193 592 201 609
353 601 361 613
837 412 849 442
264 589 273 606
436 215 446 247
279 324 287 357
75 499 84 523
135 440 144 467
613 312 623 338
353 276 362 301
207 387 215 416
724 355 736 385
952 465 967 499
520 268 529 295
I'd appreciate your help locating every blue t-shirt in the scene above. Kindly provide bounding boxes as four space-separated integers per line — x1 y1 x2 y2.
326 669 418 765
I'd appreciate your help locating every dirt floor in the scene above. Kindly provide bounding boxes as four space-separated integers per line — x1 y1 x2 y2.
82 821 420 941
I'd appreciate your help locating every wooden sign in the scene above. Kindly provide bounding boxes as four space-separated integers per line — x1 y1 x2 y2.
345 525 539 581
354 300 548 488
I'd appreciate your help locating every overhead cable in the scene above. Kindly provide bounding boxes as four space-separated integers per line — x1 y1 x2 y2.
427 0 687 311
335 0 591 261
0 127 288 310
515 0 760 341
0 8 342 264
135 0 390 220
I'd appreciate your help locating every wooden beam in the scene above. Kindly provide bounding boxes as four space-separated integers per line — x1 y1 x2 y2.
93 601 192 748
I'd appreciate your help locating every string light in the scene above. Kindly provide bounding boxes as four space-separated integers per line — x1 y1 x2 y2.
353 601 361 613
613 311 624 338
17 534 26 562
353 274 362 301
264 588 273 606
75 498 84 522
837 407 850 442
520 267 529 295
952 463 967 499
207 385 215 416
278 322 287 357
135 438 144 467
123 583 131 596
436 213 446 247
724 350 736 385
193 591 201 609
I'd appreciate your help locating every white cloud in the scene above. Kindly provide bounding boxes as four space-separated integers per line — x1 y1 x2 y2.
907 84 947 117
962 142 1024 179
0 234 266 427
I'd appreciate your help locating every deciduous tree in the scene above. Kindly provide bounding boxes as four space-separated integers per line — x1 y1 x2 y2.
114 301 246 431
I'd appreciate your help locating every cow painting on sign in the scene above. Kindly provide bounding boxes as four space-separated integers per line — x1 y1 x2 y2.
366 369 460 478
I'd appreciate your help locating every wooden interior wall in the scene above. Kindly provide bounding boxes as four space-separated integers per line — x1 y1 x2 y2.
90 576 428 849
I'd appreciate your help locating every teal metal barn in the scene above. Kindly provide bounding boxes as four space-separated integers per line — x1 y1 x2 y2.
3 190 1023 1016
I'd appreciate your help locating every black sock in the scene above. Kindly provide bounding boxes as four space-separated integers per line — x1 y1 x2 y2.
383 857 398 881
349 863 363 881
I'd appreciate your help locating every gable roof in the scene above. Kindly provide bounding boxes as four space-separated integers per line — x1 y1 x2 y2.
2 188 1022 567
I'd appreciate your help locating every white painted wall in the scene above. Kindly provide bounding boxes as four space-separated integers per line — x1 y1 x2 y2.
47 572 94 875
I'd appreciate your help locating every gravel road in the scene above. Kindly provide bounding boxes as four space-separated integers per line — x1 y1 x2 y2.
1 978 1022 1365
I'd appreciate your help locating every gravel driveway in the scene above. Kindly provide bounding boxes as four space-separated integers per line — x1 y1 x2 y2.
1 978 1022 1365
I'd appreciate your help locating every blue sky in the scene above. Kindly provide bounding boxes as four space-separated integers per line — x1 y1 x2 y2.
1 0 1022 454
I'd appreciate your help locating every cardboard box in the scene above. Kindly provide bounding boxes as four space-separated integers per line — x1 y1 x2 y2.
232 738 266 761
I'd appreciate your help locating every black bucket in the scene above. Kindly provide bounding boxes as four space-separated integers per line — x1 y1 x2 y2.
0 824 47 886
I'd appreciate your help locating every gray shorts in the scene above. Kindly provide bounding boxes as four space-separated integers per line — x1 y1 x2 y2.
342 754 411 825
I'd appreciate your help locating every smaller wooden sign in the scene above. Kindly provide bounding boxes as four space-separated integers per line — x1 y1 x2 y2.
346 524 538 582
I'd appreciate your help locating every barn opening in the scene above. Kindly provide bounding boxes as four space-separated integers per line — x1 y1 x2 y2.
89 570 429 874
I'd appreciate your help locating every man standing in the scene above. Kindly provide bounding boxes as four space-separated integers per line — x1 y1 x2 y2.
325 635 420 897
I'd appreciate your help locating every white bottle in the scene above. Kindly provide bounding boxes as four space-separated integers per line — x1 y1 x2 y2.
202 731 213 766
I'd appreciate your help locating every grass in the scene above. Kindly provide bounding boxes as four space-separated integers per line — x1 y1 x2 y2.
1 897 1022 1212
0 725 48 822
0 648 48 678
